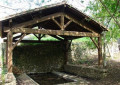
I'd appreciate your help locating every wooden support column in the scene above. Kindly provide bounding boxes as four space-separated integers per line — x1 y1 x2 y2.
7 30 13 73
98 35 102 66
61 15 64 30
90 37 99 49
64 40 72 65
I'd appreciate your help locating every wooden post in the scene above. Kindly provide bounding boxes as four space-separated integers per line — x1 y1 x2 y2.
64 40 71 65
61 15 64 30
7 19 13 73
7 30 13 73
98 35 102 66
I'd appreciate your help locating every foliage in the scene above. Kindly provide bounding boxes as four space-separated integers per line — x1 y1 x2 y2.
86 0 120 42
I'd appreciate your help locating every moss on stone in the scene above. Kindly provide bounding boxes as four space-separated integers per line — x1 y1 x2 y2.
13 43 65 73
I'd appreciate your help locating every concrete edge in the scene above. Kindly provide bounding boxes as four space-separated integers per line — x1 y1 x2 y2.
17 73 39 85
3 73 16 85
64 64 108 79
52 71 90 85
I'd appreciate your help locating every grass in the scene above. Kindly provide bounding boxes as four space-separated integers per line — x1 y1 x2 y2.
41 36 58 41
72 37 90 42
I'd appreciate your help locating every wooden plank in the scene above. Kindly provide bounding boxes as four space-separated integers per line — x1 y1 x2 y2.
7 30 13 73
12 34 26 50
12 28 100 37
90 37 99 49
98 36 102 65
64 14 96 33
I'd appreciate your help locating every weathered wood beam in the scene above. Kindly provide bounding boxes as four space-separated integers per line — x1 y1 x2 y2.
90 37 99 49
4 12 63 32
98 35 102 66
61 15 64 30
12 28 100 37
9 40 62 43
12 34 26 50
61 36 82 40
7 30 13 73
52 17 61 29
64 20 72 29
64 14 96 33
7 19 13 73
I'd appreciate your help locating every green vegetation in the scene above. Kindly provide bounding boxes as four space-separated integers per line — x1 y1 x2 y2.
41 35 58 41
86 0 120 42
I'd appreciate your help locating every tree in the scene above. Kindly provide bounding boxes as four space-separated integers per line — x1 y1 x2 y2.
86 0 120 42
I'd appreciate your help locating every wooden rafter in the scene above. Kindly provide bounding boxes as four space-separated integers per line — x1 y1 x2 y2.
4 12 97 34
52 17 61 28
90 37 99 49
64 20 72 29
98 35 102 65
4 12 63 32
64 14 96 33
12 28 100 37
12 34 26 50
52 14 72 30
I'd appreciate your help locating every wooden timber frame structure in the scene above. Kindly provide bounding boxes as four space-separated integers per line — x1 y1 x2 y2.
0 2 108 73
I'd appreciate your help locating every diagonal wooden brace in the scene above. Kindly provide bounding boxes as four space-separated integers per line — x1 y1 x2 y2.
90 37 99 49
12 34 26 50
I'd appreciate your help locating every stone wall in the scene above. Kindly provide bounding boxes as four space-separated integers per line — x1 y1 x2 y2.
64 64 107 79
13 43 65 73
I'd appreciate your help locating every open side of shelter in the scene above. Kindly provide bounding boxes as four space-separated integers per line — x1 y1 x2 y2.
0 2 108 73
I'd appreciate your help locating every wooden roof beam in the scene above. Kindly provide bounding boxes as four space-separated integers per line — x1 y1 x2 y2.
90 37 99 49
5 12 63 29
12 28 100 37
4 40 62 43
61 15 64 30
64 20 72 29
52 17 62 29
64 14 97 33
52 14 72 30
12 34 26 50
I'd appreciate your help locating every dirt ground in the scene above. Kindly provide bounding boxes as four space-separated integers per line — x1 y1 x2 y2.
84 53 120 85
